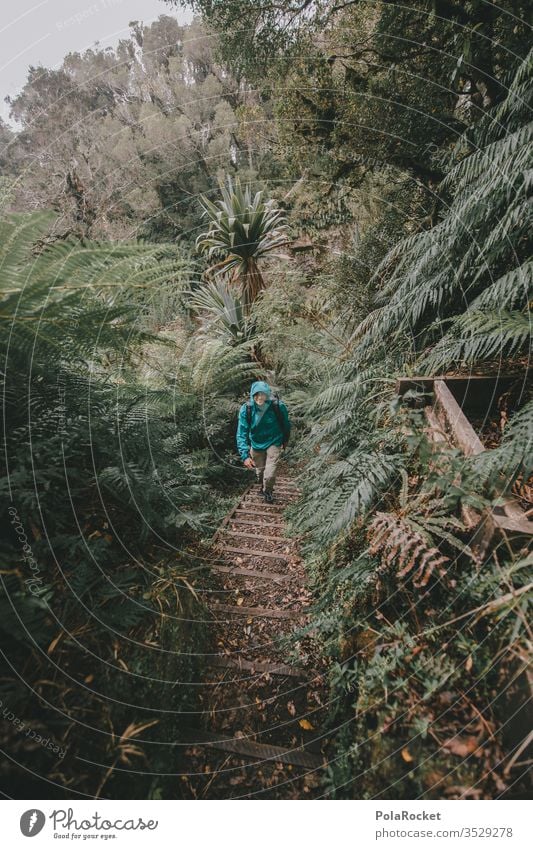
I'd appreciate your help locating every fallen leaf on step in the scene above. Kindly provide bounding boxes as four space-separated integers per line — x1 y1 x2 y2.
287 701 296 716
236 597 244 606
299 719 314 731
443 736 480 757
401 747 414 762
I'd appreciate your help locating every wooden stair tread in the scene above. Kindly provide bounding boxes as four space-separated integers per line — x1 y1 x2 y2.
209 655 307 678
194 732 323 770
229 518 285 530
222 528 287 543
210 563 289 581
218 544 290 561
241 500 285 508
234 509 287 519
211 602 304 619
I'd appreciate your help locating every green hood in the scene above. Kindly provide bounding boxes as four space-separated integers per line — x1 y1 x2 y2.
249 380 271 402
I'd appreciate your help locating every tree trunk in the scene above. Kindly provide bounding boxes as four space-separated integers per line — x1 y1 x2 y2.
240 257 265 314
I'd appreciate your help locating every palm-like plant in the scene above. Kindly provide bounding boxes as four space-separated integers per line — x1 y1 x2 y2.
196 176 289 313
188 278 254 344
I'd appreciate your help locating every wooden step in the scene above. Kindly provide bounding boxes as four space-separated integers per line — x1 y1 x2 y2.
243 500 295 508
211 602 303 619
234 509 287 520
209 655 307 678
210 563 289 582
242 498 285 507
228 518 285 531
250 486 298 494
218 544 290 561
269 490 299 496
194 732 323 770
247 488 298 495
244 500 295 507
221 529 287 543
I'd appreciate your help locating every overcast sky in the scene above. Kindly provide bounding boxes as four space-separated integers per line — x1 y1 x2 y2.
1 0 192 125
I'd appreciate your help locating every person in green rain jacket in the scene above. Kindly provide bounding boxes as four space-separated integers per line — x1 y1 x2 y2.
236 380 291 503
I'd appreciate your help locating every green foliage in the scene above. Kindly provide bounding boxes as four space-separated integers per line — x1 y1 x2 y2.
188 278 254 344
280 41 532 801
423 309 532 371
196 175 289 311
2 0 531 803
312 444 532 799
469 398 533 488
0 211 241 797
351 50 532 368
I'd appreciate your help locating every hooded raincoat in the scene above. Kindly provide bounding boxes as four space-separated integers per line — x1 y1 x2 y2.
236 380 291 461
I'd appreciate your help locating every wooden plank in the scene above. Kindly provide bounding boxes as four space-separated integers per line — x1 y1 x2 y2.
235 507 284 519
194 732 323 770
261 483 299 490
210 563 289 582
424 400 480 529
492 513 533 536
229 518 285 531
471 510 533 561
211 509 238 544
397 373 527 398
244 496 296 504
209 655 307 678
434 379 486 456
434 382 532 530
243 502 295 510
396 376 435 396
211 602 303 620
424 407 448 444
218 544 289 561
211 485 256 544
241 500 285 511
222 529 286 543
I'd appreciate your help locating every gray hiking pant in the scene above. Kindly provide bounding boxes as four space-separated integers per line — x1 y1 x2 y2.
250 444 282 494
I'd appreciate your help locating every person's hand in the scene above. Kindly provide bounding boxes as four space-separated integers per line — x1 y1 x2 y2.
244 457 255 469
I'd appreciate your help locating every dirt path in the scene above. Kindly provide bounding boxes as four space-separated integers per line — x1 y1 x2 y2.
183 469 329 799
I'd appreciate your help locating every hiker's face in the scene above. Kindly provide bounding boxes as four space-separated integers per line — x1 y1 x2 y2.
254 392 267 406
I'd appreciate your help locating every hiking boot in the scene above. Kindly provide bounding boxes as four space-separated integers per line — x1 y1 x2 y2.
263 491 274 504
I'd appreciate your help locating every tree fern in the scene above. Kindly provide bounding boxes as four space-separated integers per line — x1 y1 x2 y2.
422 309 532 371
469 399 533 487
347 50 532 363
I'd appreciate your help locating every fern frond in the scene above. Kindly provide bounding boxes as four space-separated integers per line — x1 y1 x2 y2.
421 309 531 371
